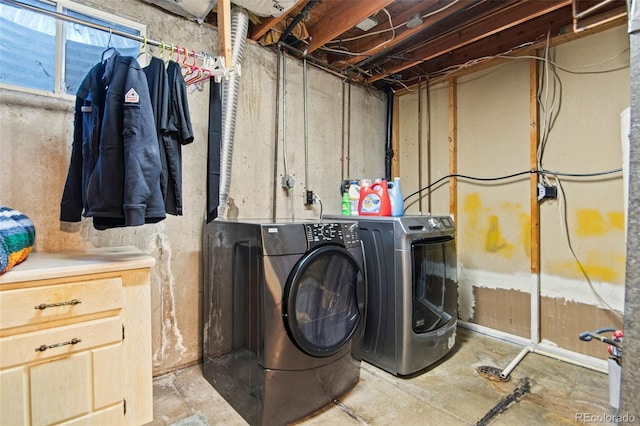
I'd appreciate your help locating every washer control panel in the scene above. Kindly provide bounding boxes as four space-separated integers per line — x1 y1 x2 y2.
305 222 360 248
426 216 454 230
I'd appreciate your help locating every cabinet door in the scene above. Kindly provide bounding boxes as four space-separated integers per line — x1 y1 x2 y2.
29 342 124 426
92 344 123 409
30 352 92 425
0 366 28 425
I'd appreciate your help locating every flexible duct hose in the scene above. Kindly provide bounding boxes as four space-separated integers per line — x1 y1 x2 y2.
218 6 249 219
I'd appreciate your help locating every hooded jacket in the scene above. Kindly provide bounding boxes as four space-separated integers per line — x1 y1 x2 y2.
60 52 166 229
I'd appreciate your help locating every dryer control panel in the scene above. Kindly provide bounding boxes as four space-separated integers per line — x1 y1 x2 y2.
305 222 360 249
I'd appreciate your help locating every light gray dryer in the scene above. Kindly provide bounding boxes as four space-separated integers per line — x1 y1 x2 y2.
203 219 365 425
354 215 457 376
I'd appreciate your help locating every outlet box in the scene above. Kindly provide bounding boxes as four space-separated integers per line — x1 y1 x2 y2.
305 190 314 205
281 175 294 189
537 183 557 201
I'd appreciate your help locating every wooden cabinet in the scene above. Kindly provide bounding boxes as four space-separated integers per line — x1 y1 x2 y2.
0 247 154 426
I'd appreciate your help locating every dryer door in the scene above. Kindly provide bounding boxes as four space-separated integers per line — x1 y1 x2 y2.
283 245 363 357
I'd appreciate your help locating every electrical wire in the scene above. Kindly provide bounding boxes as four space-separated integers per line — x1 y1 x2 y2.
403 170 536 202
403 168 623 202
542 168 622 177
314 193 324 220
321 8 396 58
403 166 625 320
420 43 628 84
325 0 461 45
553 176 623 320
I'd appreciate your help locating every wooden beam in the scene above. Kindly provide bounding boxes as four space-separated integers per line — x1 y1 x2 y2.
217 0 232 67
530 54 540 275
448 78 458 222
529 53 540 344
368 0 572 84
334 0 472 68
250 0 308 41
306 0 395 54
392 6 625 96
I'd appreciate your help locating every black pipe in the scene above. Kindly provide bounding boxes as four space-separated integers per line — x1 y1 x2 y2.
278 0 320 44
385 85 394 180
206 81 222 223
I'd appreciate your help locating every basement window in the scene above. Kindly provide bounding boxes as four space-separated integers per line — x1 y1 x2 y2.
0 0 145 95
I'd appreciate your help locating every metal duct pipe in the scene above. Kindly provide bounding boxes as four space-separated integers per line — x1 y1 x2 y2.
218 6 249 219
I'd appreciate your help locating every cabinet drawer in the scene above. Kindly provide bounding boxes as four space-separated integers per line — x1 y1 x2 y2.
0 278 123 331
0 316 122 369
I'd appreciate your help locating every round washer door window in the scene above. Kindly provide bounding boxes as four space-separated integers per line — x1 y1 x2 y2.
283 245 363 357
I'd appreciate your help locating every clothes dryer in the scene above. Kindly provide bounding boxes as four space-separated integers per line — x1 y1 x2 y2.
354 215 457 376
203 219 365 426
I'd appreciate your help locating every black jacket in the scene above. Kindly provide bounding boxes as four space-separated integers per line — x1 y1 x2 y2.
60 52 166 229
143 59 194 216
163 60 194 215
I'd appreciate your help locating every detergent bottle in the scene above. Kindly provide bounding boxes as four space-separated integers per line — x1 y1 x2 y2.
341 191 351 215
358 179 391 216
388 177 405 216
348 180 360 215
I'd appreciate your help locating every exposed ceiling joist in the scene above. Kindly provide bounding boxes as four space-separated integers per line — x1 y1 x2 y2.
204 0 628 91
305 0 396 53
367 0 573 84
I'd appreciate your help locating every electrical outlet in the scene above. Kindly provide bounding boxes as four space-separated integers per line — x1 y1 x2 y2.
537 183 557 201
305 190 314 205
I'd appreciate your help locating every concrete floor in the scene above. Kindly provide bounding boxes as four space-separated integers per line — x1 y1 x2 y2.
147 328 613 426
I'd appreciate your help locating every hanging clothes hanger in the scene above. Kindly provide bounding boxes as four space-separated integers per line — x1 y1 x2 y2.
136 36 153 60
183 50 201 83
101 28 117 62
160 43 173 64
173 45 183 63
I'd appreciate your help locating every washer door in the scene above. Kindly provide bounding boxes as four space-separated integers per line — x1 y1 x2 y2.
283 245 363 357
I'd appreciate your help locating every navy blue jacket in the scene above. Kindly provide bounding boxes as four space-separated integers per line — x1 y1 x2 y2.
60 52 166 229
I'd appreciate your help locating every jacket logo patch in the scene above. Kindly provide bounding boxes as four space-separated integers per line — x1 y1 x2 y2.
125 88 139 103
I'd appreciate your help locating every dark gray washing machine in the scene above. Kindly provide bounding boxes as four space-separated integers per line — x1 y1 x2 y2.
203 219 365 426
353 215 457 376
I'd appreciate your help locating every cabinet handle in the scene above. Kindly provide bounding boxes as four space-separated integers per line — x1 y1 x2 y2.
34 299 82 310
35 338 82 352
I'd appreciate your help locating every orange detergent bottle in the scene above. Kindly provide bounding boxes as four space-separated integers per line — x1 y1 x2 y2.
358 179 391 216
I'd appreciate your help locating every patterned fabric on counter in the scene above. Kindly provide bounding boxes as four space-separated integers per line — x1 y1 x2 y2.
0 206 36 274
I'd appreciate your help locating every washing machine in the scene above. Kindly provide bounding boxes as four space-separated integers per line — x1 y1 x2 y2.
334 215 457 376
203 219 366 426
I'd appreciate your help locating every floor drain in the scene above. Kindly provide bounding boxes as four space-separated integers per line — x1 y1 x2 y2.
476 365 510 382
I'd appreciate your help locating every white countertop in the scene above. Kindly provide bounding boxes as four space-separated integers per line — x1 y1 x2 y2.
0 246 156 284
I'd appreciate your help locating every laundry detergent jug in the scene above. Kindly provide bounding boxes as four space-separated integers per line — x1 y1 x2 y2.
348 180 360 215
358 179 391 216
388 177 405 216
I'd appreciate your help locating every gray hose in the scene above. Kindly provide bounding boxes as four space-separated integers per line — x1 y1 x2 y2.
218 6 249 218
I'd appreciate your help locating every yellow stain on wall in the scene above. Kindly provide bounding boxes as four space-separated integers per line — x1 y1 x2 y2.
576 209 607 236
575 209 626 236
520 213 531 258
462 193 526 259
608 212 625 231
484 215 514 257
463 193 482 229
545 251 625 283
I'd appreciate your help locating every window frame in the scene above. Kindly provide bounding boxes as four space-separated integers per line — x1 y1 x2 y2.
0 0 147 99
